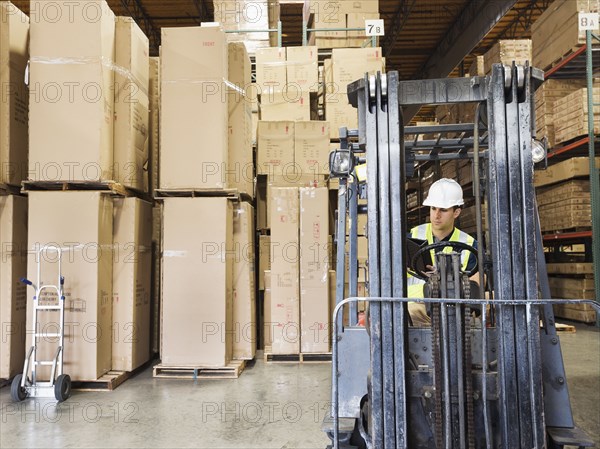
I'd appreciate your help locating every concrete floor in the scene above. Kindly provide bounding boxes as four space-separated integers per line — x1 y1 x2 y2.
1 322 598 449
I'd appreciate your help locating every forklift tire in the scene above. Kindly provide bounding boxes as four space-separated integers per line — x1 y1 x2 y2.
54 374 72 402
11 374 27 402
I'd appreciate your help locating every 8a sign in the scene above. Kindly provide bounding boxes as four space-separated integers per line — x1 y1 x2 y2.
578 12 599 31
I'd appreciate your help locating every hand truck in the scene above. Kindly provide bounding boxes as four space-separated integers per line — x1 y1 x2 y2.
11 245 72 402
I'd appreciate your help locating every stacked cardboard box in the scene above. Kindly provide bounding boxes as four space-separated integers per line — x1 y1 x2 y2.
268 187 330 355
212 0 280 52
23 2 153 381
232 202 257 360
114 17 150 191
160 26 229 190
112 197 152 371
161 198 234 366
483 39 532 75
326 48 384 138
0 195 28 380
537 179 591 232
26 192 114 381
553 87 600 145
228 42 254 197
28 0 117 183
303 0 379 48
0 2 29 187
532 0 600 71
547 264 597 323
535 79 586 148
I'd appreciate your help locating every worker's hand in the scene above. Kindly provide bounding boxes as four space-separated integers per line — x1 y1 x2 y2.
424 265 436 277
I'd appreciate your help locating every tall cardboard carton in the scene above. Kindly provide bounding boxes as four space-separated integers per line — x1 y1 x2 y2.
232 202 256 360
161 197 233 366
160 26 228 190
269 187 300 354
300 187 329 353
27 191 113 381
257 121 295 177
228 42 254 197
326 93 357 139
347 13 380 48
331 48 383 93
260 91 310 121
0 195 28 379
255 47 286 94
258 234 271 290
0 3 29 187
263 270 272 347
286 46 318 93
29 1 116 182
295 121 330 176
114 17 150 192
149 57 160 193
112 197 152 371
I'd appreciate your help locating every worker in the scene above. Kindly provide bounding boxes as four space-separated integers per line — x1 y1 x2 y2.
407 178 478 326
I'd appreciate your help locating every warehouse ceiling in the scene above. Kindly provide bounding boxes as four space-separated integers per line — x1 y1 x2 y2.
12 0 552 119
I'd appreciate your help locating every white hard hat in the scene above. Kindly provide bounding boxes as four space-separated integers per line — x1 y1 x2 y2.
423 178 464 208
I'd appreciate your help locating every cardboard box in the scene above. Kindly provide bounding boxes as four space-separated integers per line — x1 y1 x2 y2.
29 0 115 182
0 194 27 379
468 55 485 77
312 6 346 48
114 17 150 192
149 57 160 193
151 204 161 354
27 191 113 381
553 87 600 144
213 0 280 49
255 47 286 94
300 187 330 353
228 42 254 197
347 13 379 48
295 121 330 176
112 197 152 372
160 26 229 190
267 175 328 227
257 121 295 177
269 187 300 354
532 0 599 70
258 235 271 290
232 202 256 360
263 270 272 347
326 93 357 139
332 47 383 92
0 3 28 187
535 157 600 187
483 39 532 75
260 91 311 121
161 197 233 366
286 46 319 93
534 79 586 148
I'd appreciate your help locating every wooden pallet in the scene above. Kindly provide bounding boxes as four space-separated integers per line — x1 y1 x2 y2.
264 348 332 363
555 322 576 333
72 370 134 391
152 360 245 379
154 188 241 199
21 180 147 199
0 184 21 196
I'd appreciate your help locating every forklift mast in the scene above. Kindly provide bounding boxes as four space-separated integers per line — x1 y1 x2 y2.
325 65 598 449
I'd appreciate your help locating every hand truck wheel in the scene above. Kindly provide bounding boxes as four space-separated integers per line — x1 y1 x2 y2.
54 374 72 402
11 374 27 402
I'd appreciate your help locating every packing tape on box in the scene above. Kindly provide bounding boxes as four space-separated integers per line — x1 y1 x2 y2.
28 56 149 97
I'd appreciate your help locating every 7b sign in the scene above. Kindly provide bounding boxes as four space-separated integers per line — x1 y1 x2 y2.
365 19 385 36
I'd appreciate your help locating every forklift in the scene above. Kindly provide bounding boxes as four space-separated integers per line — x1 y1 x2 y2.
324 64 599 448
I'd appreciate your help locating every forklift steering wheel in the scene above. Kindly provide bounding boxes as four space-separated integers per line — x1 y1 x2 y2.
410 241 478 280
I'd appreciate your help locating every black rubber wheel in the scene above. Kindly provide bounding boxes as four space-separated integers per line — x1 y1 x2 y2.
54 374 71 402
11 374 27 402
